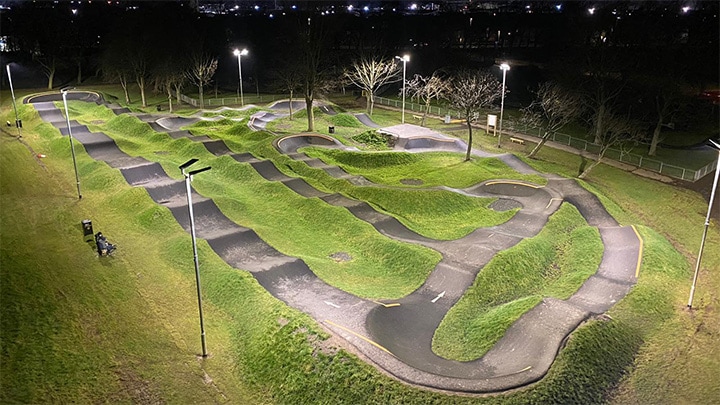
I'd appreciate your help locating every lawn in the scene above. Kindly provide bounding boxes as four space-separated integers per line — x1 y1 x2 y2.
1 85 718 404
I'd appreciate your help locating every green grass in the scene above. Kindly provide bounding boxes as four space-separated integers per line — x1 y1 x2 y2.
2 87 718 404
302 148 547 188
433 203 604 360
58 102 443 299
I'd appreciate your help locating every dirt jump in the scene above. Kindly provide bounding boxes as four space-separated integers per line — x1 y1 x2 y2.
31 92 641 393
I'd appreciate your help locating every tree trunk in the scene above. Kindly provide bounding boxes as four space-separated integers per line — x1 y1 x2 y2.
305 93 314 131
648 118 663 156
288 90 294 120
167 88 173 113
578 148 608 179
594 104 605 144
76 61 82 85
120 78 130 104
198 85 204 109
527 131 551 158
465 119 473 161
138 77 147 107
422 102 430 127
47 68 55 90
365 91 372 115
174 84 182 103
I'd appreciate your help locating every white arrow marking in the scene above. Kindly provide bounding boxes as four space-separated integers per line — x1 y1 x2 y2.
324 301 340 308
431 291 445 303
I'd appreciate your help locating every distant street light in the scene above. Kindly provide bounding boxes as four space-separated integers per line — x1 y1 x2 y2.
61 88 82 199
688 140 720 309
5 64 22 138
395 55 410 123
497 63 510 148
233 48 249 105
180 158 212 358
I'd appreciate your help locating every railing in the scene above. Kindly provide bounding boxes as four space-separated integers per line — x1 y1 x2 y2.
179 93 288 108
507 121 716 182
374 96 461 118
374 95 715 182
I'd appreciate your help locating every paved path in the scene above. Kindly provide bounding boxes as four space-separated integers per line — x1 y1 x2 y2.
28 92 641 393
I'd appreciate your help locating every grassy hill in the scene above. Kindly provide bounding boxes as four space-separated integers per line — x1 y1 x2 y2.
1 87 717 404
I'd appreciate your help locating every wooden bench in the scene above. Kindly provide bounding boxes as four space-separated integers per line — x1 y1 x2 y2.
412 114 422 121
510 137 525 145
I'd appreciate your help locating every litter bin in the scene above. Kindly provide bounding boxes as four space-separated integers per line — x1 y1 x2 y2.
444 115 451 124
82 219 93 242
328 126 335 134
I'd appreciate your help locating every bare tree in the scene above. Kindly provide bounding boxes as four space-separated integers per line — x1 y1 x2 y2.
130 53 150 108
446 69 503 161
296 15 335 132
154 62 185 113
647 83 686 156
185 54 218 109
99 44 133 104
578 112 645 179
271 65 304 119
522 82 584 158
406 72 449 127
344 55 402 116
582 48 626 144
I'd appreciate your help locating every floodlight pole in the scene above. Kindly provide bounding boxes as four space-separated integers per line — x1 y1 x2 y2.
688 141 720 309
395 55 410 123
233 48 249 105
180 159 212 357
61 89 82 199
6 64 22 137
497 63 510 148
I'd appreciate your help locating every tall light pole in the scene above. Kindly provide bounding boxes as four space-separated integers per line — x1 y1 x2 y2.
61 89 82 200
233 48 249 105
395 55 410 123
497 62 510 148
688 140 720 309
5 64 22 138
180 159 212 358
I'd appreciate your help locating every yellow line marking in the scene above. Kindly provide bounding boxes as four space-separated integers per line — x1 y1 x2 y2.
496 365 533 378
631 225 644 278
545 197 563 209
485 180 542 189
371 300 401 308
324 320 395 356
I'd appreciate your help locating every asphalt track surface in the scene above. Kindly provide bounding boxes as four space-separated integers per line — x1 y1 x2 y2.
28 92 641 393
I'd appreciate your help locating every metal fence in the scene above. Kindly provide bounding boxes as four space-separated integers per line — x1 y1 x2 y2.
374 96 716 182
179 93 288 108
507 122 716 182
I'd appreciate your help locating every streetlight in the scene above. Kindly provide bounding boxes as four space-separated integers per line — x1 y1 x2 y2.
395 54 410 123
497 62 510 148
179 159 212 358
688 140 720 309
233 48 249 105
61 88 82 199
5 64 22 138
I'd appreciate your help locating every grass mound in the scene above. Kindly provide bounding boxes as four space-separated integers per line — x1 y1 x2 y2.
351 130 391 149
433 203 603 360
303 148 546 188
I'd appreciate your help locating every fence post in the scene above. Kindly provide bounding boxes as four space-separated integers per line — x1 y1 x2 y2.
659 162 664 173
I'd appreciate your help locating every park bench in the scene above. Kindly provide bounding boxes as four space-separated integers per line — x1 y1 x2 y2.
510 137 525 145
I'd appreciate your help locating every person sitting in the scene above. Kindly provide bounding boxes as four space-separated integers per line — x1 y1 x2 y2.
95 232 116 256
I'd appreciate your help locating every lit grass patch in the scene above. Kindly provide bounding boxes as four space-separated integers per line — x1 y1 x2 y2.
433 203 603 360
350 187 513 240
302 148 546 188
65 104 440 299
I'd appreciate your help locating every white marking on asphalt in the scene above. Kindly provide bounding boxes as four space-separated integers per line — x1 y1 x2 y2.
324 301 341 308
431 291 445 303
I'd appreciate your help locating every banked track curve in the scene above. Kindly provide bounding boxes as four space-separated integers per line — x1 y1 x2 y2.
28 92 641 393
